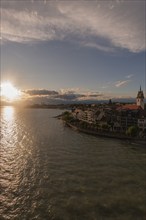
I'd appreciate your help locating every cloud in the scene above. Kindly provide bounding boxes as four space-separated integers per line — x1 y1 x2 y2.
101 77 132 89
82 42 115 53
22 88 104 103
125 74 134 79
114 72 134 88
56 90 104 102
24 89 58 96
55 93 85 101
7 86 137 105
115 80 130 87
1 0 145 52
60 88 80 94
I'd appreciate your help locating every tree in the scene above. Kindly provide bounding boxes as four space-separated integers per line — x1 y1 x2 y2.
62 111 73 122
101 124 110 131
126 126 139 137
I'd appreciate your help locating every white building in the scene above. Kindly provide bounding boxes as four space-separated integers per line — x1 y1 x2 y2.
136 86 144 110
73 109 96 123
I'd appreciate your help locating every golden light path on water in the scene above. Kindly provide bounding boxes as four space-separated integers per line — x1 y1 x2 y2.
1 107 17 149
2 107 19 150
3 106 15 121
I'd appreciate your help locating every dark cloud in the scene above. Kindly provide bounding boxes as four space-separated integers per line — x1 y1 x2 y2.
88 94 102 97
55 93 85 100
24 89 59 96
22 89 105 104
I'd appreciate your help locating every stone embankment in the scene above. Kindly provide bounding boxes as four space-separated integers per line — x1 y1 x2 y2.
65 122 146 144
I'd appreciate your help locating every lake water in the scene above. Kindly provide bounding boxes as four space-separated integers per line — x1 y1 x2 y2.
0 107 146 220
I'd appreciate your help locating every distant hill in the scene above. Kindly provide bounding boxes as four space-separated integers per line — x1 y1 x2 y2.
1 97 145 106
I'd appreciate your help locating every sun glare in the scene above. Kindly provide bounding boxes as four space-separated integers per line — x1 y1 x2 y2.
0 82 21 101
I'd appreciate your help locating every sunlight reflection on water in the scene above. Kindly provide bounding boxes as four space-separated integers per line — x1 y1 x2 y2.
1 106 18 149
2 106 15 121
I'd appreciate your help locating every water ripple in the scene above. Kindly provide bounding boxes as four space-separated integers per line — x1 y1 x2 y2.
0 107 146 219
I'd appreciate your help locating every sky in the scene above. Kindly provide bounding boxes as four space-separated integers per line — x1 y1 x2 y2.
1 0 146 104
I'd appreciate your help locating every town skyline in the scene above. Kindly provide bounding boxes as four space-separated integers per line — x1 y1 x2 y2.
1 0 146 104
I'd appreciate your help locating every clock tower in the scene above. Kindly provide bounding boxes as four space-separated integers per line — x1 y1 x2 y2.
136 86 144 109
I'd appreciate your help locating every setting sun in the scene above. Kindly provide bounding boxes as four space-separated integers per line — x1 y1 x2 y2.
0 82 21 101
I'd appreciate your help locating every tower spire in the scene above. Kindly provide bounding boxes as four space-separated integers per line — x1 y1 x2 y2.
136 85 144 109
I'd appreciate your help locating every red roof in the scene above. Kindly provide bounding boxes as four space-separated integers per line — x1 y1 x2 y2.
117 104 142 111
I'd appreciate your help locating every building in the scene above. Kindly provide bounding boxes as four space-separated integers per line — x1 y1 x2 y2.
114 86 144 112
71 86 145 136
75 109 96 123
136 86 144 109
138 118 146 131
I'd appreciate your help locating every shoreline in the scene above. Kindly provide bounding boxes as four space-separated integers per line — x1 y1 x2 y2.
65 121 146 145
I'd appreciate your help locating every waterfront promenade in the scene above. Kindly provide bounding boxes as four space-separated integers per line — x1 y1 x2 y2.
65 121 146 145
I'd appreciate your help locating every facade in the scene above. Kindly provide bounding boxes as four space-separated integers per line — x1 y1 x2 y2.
73 108 97 124
138 118 146 131
116 110 138 131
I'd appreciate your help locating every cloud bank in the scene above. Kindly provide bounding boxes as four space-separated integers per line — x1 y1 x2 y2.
24 89 58 96
23 88 104 103
1 0 145 52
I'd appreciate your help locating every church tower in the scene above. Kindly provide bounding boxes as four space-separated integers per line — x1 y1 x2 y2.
136 86 144 109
